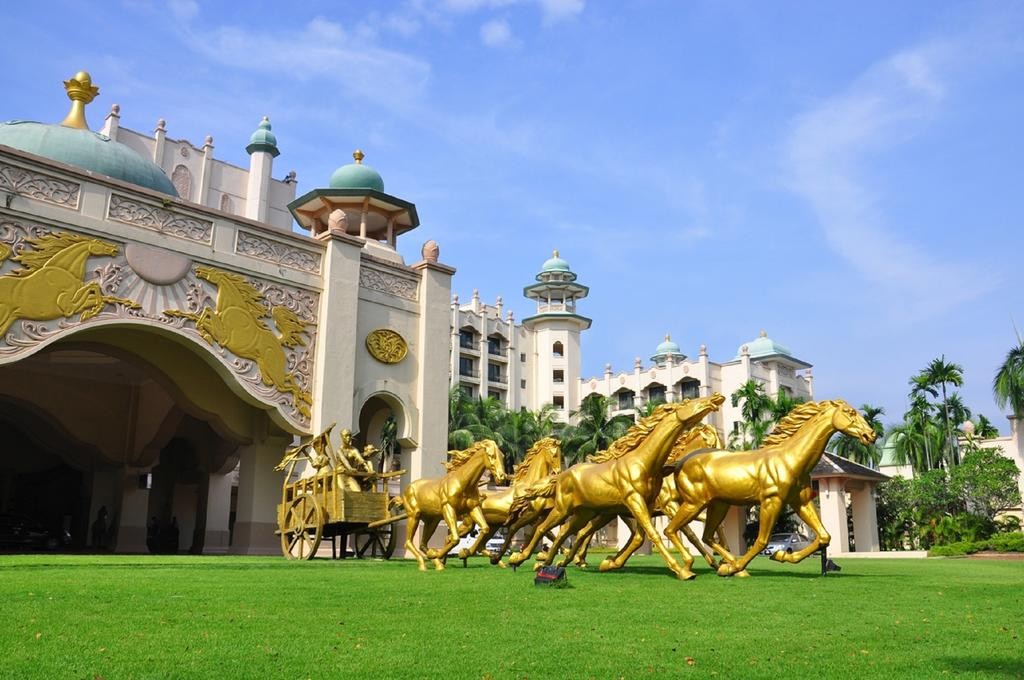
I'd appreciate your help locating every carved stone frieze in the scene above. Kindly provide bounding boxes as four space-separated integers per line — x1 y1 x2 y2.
359 263 419 302
235 230 322 274
107 194 213 243
0 161 80 208
0 219 317 431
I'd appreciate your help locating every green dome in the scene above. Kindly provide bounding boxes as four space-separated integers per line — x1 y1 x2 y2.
0 120 177 196
651 334 685 363
737 330 792 359
329 149 384 191
541 250 571 273
655 335 681 355
246 116 279 157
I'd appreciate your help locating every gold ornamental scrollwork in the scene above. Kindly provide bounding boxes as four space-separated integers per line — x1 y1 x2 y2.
365 329 407 364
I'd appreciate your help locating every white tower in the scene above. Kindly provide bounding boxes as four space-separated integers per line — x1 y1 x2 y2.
522 250 591 421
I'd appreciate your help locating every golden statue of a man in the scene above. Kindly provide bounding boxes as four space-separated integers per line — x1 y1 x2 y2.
337 429 379 490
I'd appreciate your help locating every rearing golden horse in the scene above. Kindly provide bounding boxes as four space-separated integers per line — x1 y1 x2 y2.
507 394 725 580
391 439 508 571
0 232 138 337
665 399 877 577
165 265 312 417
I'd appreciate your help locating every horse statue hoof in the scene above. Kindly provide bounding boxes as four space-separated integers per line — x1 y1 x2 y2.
508 551 525 565
770 550 787 563
424 548 439 559
716 563 735 577
676 569 697 581
537 551 550 561
598 558 617 572
458 549 471 560
532 561 544 572
433 558 445 571
497 560 507 569
735 569 751 578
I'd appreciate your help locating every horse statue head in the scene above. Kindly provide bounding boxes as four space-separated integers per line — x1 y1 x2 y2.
672 393 726 423
830 400 877 445
482 439 509 485
514 437 562 484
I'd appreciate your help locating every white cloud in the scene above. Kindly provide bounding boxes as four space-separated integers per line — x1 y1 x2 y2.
166 0 197 21
179 17 431 106
538 0 584 25
480 18 516 47
785 39 998 321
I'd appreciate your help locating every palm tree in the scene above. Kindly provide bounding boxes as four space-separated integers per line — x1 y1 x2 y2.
829 404 884 467
973 414 1000 439
994 341 1024 418
943 393 971 432
730 380 773 448
447 388 503 450
636 398 666 419
767 389 805 422
494 405 557 471
920 356 965 464
560 393 633 465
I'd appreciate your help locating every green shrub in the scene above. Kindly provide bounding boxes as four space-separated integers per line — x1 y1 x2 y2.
928 532 1024 556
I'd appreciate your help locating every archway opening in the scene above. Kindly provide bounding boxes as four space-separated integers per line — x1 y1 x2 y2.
0 328 284 554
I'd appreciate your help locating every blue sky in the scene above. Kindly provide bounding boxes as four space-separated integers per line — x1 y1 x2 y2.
4 1 1023 429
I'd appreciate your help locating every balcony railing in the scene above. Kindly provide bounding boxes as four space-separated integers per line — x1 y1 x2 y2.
459 338 476 349
487 346 504 356
488 374 508 385
459 368 480 378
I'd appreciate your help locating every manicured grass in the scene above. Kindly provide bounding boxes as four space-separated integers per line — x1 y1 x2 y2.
1 553 1022 679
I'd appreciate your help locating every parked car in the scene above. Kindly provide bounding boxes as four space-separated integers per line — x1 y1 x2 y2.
0 513 70 551
762 532 811 556
485 531 508 556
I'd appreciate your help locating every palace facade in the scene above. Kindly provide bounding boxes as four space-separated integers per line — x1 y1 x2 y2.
0 72 452 554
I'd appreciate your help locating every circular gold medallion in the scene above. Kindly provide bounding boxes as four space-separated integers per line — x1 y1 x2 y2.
366 329 408 364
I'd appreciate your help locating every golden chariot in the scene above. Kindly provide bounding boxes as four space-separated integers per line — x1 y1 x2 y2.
274 424 407 560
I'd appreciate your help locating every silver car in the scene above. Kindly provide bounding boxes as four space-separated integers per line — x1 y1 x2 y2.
762 532 811 556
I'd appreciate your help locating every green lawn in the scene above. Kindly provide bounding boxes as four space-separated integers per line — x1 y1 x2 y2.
1 553 1022 679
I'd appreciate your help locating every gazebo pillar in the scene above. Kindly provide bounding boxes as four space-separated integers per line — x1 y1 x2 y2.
817 477 849 555
849 482 880 552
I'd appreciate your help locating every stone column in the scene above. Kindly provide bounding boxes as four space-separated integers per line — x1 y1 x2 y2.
310 230 364 433
407 256 455 556
850 482 880 552
115 471 150 553
231 432 291 555
203 471 234 554
817 478 849 555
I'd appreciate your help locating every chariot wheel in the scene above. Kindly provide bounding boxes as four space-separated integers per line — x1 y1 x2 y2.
280 494 324 560
353 523 397 559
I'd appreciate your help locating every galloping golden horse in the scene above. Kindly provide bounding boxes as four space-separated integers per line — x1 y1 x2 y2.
390 439 508 571
456 437 562 563
558 423 727 571
0 232 138 337
165 265 311 417
507 394 725 580
665 399 877 577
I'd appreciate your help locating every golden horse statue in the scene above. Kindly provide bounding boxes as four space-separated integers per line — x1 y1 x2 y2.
165 265 312 417
507 394 725 580
558 423 727 571
0 232 138 337
390 439 508 571
454 437 562 564
665 399 877 577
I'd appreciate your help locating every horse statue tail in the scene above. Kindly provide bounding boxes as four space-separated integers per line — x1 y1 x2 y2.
388 495 405 511
508 476 557 516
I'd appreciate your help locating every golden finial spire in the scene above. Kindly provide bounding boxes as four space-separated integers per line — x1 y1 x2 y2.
553 249 559 258
665 334 671 342
60 71 99 130
353 149 365 164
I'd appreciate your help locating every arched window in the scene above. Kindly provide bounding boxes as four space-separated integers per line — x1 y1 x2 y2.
552 341 564 357
171 164 192 201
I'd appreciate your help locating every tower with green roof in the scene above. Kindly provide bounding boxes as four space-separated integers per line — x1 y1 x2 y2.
522 250 591 420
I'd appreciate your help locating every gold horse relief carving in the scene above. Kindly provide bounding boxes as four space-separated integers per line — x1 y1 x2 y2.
164 265 313 418
0 232 139 338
